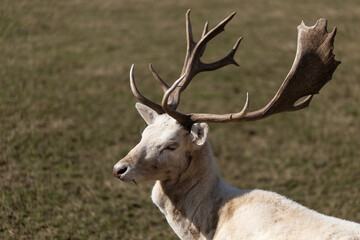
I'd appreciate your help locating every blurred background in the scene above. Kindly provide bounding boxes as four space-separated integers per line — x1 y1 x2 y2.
1 0 359 239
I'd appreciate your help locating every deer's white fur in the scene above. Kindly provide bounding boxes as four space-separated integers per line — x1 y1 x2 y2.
114 103 360 240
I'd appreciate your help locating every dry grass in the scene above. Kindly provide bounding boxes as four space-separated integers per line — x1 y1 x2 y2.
1 0 359 239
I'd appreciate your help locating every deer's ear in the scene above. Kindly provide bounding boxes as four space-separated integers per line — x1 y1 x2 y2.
190 123 209 146
135 103 159 125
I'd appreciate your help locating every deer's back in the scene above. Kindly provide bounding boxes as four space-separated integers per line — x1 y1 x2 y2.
214 190 360 240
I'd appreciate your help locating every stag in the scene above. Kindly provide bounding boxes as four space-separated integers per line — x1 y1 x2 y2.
113 10 360 240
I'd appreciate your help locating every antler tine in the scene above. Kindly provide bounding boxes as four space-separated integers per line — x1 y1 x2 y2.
168 10 241 110
198 21 209 59
182 9 196 75
202 21 209 37
200 37 242 71
129 64 165 114
149 63 169 93
190 92 250 123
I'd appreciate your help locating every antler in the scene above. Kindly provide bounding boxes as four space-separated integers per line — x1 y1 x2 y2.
149 63 169 93
130 10 244 121
164 9 242 109
160 17 340 129
130 64 187 115
129 64 165 114
130 11 340 130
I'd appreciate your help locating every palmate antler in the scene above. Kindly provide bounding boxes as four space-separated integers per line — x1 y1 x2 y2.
130 10 340 130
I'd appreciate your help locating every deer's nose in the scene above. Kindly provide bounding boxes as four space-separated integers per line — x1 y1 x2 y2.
113 164 129 178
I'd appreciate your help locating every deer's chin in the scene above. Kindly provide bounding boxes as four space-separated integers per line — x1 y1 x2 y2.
122 175 165 183
119 171 147 183
119 176 143 183
119 174 138 182
119 178 133 183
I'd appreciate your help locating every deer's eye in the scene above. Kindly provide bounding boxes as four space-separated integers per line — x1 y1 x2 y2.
165 144 178 151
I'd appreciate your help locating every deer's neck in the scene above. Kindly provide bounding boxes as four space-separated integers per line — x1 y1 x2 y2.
151 141 234 240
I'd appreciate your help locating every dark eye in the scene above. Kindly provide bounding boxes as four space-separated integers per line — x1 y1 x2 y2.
165 144 177 151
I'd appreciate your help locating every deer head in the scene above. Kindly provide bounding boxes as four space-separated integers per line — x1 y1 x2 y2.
113 103 208 182
113 10 340 182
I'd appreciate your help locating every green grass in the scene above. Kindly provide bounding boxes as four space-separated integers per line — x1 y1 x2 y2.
1 0 359 239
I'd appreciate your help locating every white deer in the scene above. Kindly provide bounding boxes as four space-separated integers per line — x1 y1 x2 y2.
113 10 360 240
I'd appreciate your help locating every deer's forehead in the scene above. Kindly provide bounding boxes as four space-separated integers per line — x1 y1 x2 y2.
142 116 186 141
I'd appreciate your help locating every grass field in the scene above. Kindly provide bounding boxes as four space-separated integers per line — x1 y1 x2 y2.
1 0 359 239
